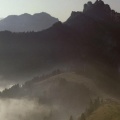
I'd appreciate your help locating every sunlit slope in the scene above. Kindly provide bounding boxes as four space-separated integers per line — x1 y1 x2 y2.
34 72 107 97
1 72 111 100
86 102 120 120
22 72 104 116
0 72 117 117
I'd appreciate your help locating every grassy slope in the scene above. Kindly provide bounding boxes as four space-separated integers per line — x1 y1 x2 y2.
34 72 105 97
86 102 120 120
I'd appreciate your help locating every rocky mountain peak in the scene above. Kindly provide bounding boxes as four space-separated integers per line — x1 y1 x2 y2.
83 0 120 23
83 0 110 13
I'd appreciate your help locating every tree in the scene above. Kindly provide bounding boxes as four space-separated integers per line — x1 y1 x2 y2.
94 97 101 110
70 115 73 120
80 113 86 120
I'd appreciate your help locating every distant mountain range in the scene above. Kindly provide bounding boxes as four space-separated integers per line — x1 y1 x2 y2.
0 12 59 32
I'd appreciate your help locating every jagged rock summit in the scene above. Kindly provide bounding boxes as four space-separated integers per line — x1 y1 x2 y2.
83 0 120 22
64 0 120 73
84 0 107 12
65 0 120 26
65 0 120 34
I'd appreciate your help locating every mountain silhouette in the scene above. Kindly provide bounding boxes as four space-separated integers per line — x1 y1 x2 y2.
0 0 120 97
0 12 58 32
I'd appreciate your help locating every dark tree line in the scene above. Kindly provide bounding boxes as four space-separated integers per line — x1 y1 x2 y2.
79 97 103 120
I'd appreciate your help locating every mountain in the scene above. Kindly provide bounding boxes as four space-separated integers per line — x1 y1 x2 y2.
0 12 59 32
0 72 120 120
0 0 120 98
0 72 105 98
0 72 111 118
0 1 120 119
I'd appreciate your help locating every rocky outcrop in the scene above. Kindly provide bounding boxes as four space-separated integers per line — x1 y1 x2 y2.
83 0 110 13
83 0 120 23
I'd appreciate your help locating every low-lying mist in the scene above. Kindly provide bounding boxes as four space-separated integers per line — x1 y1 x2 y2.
0 98 78 120
0 98 57 120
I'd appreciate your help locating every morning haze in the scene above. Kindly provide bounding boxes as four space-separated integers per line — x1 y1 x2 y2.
0 0 119 21
0 0 120 120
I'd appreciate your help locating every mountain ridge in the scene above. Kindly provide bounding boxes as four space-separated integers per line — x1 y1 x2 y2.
0 0 119 98
0 12 59 32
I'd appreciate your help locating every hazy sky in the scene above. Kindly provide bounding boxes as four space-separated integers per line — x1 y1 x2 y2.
0 0 119 21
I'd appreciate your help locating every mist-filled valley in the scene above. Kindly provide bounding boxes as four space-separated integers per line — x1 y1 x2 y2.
0 0 120 120
0 98 53 120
